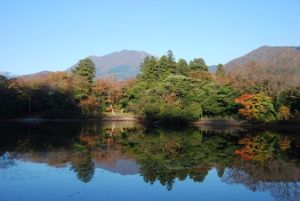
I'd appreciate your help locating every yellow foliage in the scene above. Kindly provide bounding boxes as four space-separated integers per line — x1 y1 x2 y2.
277 105 291 120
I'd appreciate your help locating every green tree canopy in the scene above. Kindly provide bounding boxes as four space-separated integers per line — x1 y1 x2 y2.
0 75 8 89
139 56 159 82
189 58 208 71
176 59 189 75
125 51 239 123
72 58 96 83
216 64 225 77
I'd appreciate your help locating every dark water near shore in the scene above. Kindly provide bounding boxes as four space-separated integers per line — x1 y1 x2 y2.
0 121 299 201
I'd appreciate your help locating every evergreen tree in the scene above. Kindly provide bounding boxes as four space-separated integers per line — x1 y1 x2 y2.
72 58 96 83
176 59 189 75
189 58 208 71
216 64 225 77
139 56 159 82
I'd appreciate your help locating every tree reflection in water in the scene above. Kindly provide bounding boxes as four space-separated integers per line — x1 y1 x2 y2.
0 122 299 200
70 152 95 183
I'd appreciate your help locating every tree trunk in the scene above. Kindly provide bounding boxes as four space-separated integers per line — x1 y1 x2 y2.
109 122 115 137
110 104 115 116
80 102 84 114
28 91 31 117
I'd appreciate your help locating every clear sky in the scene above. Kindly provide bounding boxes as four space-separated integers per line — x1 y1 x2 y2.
0 0 299 75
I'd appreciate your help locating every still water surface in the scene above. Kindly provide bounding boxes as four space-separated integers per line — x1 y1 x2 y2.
0 121 299 201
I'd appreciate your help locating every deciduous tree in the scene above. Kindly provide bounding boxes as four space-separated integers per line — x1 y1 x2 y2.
234 92 276 121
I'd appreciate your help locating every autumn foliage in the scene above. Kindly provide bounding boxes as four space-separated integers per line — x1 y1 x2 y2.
234 133 292 162
234 92 276 121
276 105 291 120
1 51 299 121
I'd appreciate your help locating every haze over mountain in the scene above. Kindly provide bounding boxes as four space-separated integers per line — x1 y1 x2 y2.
71 50 152 79
225 46 300 74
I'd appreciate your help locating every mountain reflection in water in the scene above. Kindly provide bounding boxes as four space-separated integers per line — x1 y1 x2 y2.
0 121 299 201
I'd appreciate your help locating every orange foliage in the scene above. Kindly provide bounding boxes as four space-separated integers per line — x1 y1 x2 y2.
234 149 253 161
80 97 101 113
93 77 135 110
79 135 100 148
188 70 212 81
234 93 255 120
234 92 275 121
234 137 254 160
10 72 89 95
279 136 291 151
234 135 274 162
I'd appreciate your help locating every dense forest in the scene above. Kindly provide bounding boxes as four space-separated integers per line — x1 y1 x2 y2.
0 50 300 123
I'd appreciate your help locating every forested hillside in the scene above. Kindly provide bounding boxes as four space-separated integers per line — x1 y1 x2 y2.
0 50 299 123
224 46 300 99
225 46 300 75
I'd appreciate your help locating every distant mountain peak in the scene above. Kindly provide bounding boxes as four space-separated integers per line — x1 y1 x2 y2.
255 45 300 52
71 50 153 79
225 45 300 74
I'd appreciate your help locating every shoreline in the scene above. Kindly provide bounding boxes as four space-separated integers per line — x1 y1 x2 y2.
0 117 299 129
0 117 138 123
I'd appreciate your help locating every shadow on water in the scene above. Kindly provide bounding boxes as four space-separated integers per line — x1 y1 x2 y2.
0 121 299 200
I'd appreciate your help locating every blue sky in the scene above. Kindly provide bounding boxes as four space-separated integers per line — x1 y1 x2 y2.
0 0 299 75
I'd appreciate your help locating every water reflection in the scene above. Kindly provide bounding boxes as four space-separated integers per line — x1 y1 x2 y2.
0 152 16 169
0 122 299 201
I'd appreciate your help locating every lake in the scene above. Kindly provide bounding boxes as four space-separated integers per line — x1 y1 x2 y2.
0 121 299 201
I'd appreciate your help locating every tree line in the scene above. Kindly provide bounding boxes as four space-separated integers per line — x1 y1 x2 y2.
0 50 299 122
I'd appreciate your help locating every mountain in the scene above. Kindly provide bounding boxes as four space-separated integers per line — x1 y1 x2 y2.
22 71 52 78
208 65 218 73
71 50 152 79
224 46 300 74
224 46 300 95
15 150 140 176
